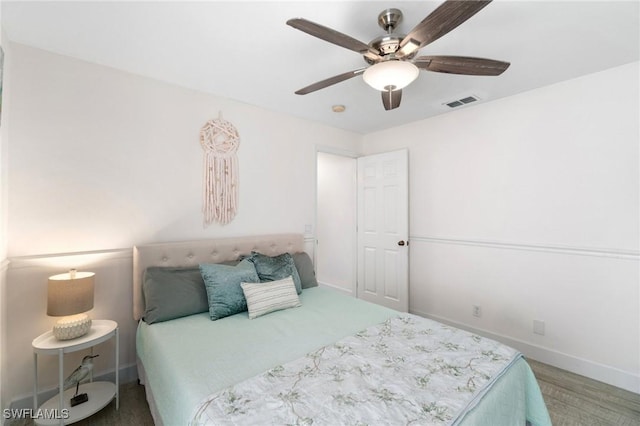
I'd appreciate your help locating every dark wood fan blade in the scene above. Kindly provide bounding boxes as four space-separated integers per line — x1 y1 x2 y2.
398 0 492 58
295 68 366 95
287 18 381 61
382 89 402 110
414 56 510 76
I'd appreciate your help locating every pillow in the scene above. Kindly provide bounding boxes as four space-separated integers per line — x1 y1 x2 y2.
200 259 260 320
247 252 302 294
292 252 318 289
241 276 301 319
142 267 208 324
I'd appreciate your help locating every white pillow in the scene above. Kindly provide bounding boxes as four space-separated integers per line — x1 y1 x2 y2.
241 276 301 319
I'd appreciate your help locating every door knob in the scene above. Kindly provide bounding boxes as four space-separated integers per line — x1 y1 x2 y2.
397 240 405 246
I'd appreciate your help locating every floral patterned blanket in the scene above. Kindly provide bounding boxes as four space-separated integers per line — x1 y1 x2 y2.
190 314 520 425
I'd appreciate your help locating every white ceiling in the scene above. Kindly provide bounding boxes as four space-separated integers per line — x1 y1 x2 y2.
2 1 639 134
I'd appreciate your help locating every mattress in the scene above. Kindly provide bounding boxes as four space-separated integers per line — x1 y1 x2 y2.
136 287 551 425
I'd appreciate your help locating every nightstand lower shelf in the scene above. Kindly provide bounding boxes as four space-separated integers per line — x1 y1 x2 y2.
35 382 116 425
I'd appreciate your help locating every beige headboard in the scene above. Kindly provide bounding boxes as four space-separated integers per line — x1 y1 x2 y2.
133 233 305 320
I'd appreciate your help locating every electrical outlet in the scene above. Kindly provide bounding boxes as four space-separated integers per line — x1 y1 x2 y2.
533 320 545 335
472 305 482 317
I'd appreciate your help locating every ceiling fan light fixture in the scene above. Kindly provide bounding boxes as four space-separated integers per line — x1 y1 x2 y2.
363 61 419 91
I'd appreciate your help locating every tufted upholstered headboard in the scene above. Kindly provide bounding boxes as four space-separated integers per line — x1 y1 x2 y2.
133 234 305 320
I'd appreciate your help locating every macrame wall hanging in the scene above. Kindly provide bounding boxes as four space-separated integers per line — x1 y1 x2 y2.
200 112 240 226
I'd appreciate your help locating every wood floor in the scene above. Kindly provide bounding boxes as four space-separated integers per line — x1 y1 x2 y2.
10 360 640 425
527 359 640 426
528 359 640 426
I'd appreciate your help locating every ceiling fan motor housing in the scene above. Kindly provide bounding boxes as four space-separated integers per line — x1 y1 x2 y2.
366 34 408 64
365 9 415 65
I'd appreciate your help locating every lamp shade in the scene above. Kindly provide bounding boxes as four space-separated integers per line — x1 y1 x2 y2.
363 61 420 91
47 271 95 316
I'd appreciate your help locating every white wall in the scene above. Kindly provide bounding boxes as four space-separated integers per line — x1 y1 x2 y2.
3 43 360 405
316 152 357 294
362 62 640 392
0 24 9 418
8 44 360 257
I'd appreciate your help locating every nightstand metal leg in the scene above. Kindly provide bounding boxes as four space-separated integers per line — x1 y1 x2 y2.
33 352 38 410
89 346 94 383
115 327 120 410
58 348 64 426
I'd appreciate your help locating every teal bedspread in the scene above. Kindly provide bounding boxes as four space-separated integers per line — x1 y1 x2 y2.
136 287 550 425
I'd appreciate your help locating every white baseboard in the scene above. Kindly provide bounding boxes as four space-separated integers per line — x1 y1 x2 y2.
318 281 354 296
7 363 138 414
410 308 640 394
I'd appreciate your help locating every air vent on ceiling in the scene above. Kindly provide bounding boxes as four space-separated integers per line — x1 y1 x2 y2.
444 95 480 108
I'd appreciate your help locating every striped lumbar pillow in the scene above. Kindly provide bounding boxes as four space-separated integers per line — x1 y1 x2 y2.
241 276 301 319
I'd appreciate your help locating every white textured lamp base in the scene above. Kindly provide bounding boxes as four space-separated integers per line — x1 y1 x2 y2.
53 314 92 340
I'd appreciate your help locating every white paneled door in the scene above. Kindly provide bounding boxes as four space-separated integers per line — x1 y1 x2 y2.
357 149 409 312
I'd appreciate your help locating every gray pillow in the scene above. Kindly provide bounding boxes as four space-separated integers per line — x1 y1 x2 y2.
293 252 318 289
247 252 302 294
142 267 208 324
200 259 260 320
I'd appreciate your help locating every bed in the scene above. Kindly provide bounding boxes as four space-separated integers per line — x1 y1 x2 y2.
133 234 551 425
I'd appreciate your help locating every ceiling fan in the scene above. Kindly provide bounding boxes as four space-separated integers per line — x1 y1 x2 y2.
287 0 510 111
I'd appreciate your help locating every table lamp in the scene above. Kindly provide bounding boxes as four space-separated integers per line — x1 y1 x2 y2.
47 269 95 340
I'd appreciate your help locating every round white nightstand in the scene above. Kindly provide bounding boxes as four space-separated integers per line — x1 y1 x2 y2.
32 320 119 425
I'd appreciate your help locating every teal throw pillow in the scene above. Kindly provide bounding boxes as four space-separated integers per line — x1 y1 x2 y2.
247 252 302 294
199 259 259 320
